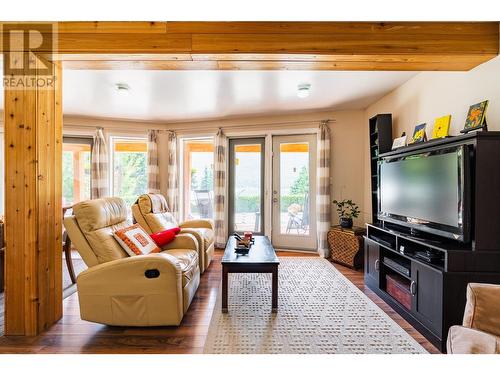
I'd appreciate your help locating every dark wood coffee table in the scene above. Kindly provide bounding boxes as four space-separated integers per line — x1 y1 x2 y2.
221 235 279 312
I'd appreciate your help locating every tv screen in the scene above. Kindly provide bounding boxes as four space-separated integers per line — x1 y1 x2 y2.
378 146 469 241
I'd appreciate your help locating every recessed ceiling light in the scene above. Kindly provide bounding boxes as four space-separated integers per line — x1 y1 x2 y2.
297 83 311 98
115 82 130 96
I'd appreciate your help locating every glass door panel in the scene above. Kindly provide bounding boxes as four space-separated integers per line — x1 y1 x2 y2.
229 138 265 234
272 134 317 250
279 142 310 236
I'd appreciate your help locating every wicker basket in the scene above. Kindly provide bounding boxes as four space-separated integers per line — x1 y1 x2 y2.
328 226 365 269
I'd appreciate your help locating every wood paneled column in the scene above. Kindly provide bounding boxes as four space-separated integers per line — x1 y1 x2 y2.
3 60 63 335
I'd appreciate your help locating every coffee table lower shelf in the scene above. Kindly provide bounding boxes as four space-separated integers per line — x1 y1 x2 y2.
221 262 279 312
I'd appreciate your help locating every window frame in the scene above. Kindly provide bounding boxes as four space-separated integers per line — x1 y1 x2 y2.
62 136 93 207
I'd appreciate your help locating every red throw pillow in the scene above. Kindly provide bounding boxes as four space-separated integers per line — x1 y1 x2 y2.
150 227 181 247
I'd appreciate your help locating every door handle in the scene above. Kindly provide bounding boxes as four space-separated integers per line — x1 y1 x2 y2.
374 259 380 271
410 280 417 296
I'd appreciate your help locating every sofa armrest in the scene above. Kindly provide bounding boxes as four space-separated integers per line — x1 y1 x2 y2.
447 325 500 354
180 219 214 230
160 233 198 252
463 283 500 337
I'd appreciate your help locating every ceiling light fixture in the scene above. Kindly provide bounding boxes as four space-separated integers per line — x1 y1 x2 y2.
297 83 311 98
115 82 130 96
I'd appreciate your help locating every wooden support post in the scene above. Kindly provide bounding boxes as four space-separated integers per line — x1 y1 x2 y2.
3 59 63 336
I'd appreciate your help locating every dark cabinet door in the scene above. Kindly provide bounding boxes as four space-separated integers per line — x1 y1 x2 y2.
410 262 443 338
364 238 380 288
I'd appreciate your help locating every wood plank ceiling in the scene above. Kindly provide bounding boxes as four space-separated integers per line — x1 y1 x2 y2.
43 21 500 71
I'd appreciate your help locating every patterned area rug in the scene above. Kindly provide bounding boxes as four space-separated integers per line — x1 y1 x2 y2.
204 257 427 354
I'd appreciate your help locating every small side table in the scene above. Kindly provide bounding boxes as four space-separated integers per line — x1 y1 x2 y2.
328 225 366 269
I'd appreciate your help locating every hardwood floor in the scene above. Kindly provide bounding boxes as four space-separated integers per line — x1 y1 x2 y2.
0 250 440 354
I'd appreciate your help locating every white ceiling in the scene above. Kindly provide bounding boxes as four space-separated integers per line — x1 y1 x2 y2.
0 67 418 122
61 70 417 122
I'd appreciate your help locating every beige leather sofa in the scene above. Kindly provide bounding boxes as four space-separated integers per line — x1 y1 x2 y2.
63 197 200 326
447 283 500 353
132 193 215 273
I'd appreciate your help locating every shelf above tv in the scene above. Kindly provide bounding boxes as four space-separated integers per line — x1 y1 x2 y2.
380 131 500 158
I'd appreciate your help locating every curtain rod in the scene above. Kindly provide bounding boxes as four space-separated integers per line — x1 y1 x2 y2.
169 118 336 133
64 118 336 133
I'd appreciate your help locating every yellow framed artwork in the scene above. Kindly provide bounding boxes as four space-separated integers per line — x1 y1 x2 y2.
432 115 451 139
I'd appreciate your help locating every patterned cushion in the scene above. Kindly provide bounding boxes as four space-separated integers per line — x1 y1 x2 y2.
114 224 161 256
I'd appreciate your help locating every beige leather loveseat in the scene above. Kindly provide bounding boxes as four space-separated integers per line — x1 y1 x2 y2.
64 197 200 326
447 283 500 353
132 193 215 273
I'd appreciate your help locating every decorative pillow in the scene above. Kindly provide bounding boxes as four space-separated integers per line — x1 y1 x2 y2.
150 227 181 247
113 224 161 256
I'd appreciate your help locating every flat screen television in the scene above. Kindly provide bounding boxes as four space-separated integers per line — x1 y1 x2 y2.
378 145 470 242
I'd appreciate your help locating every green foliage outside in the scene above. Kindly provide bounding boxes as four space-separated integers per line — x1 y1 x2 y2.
234 166 309 213
199 166 213 191
62 151 91 205
62 152 74 204
190 168 198 190
114 152 147 207
235 194 307 213
289 166 309 195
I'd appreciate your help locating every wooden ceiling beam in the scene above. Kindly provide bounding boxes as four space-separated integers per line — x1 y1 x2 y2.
2 21 499 71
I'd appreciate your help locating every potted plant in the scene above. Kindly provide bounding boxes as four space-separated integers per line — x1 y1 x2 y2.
332 199 360 228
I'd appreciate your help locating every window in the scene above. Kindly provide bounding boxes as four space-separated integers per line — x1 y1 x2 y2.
181 138 214 220
62 137 92 207
111 137 148 207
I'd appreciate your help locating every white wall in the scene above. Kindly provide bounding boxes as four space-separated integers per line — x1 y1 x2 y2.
363 55 500 224
63 109 367 226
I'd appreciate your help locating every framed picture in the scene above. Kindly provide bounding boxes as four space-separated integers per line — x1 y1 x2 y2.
461 100 488 133
392 135 407 149
432 115 451 139
410 123 427 144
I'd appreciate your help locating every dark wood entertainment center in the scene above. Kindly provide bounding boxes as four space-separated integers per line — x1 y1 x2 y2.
365 129 500 352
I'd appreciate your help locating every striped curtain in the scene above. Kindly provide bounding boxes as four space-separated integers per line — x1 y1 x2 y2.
166 131 179 220
317 120 332 257
147 129 160 194
213 129 228 248
91 128 109 199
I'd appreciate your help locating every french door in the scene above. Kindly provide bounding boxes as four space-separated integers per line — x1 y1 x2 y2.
272 134 317 250
228 138 265 235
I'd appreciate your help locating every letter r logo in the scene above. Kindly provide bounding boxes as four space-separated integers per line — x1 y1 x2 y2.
2 23 55 76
